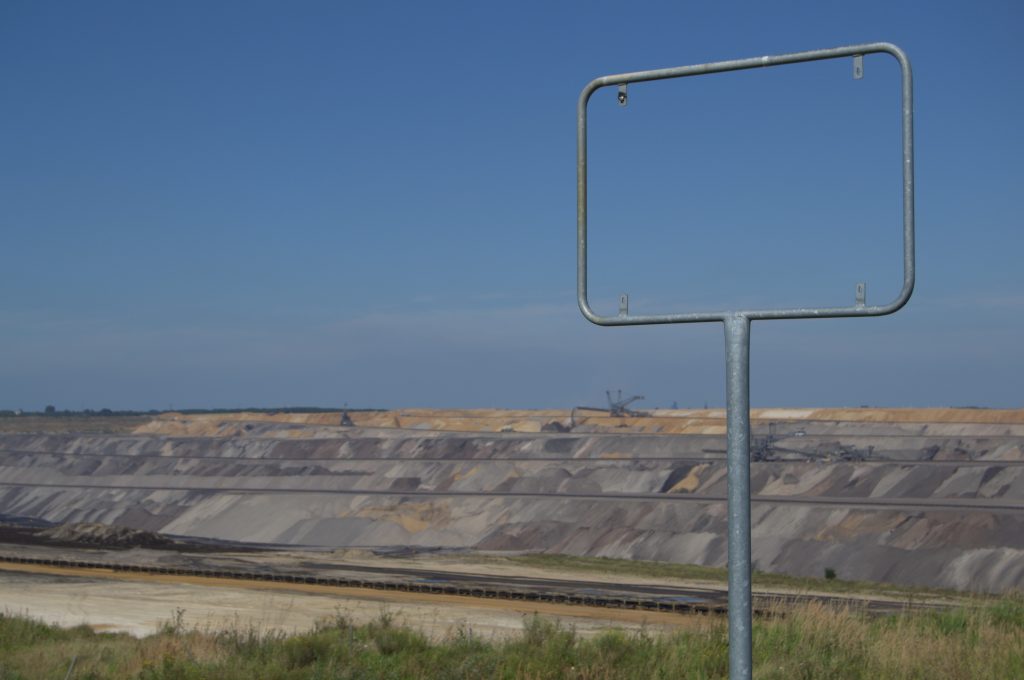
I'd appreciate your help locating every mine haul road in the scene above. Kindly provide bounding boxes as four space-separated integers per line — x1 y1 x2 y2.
0 549 947 619
6 447 1024 466
1 480 1022 514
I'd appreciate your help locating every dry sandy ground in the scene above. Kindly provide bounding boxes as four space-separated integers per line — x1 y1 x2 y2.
207 548 957 608
138 407 1024 436
0 563 700 641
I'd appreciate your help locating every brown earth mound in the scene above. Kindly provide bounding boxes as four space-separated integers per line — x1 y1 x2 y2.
136 407 1024 437
38 523 176 549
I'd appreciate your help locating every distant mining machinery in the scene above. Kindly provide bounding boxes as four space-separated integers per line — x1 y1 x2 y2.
569 390 646 425
606 389 645 417
704 422 874 462
753 423 875 462
339 404 354 427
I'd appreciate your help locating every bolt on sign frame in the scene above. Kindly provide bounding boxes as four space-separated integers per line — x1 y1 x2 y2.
576 43 914 680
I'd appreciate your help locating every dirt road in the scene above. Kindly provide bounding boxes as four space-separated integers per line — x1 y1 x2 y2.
0 562 702 640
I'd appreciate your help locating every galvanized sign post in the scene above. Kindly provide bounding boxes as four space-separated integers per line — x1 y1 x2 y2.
576 43 914 680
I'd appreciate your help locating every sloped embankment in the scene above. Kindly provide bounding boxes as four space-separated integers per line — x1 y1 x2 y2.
1 409 1023 591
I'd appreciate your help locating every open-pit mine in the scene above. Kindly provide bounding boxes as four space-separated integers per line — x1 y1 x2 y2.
1 407 1023 634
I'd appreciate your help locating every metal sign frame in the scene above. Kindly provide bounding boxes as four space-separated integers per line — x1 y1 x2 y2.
576 43 914 680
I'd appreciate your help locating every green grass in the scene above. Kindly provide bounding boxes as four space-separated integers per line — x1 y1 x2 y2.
1 596 1023 679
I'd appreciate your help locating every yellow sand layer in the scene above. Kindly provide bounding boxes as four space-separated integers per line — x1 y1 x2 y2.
134 407 1024 437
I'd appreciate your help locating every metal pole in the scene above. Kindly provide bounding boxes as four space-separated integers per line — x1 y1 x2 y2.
576 43 914 680
724 314 752 680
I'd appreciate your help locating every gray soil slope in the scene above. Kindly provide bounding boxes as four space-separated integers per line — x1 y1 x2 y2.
1 409 1022 592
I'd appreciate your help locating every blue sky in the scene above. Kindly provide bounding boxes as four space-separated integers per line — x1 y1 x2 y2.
1 1 1021 411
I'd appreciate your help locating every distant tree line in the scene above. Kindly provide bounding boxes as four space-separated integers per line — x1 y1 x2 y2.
0 406 385 418
0 407 158 418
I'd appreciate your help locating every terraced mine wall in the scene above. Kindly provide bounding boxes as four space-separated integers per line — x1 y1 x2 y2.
1 410 1024 592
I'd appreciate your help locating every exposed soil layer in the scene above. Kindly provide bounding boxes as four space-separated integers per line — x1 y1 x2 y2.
0 537 956 619
37 522 176 549
1 408 1022 592
0 522 257 553
0 566 698 640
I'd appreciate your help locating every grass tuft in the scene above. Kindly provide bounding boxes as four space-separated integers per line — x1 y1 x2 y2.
1 597 1023 679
